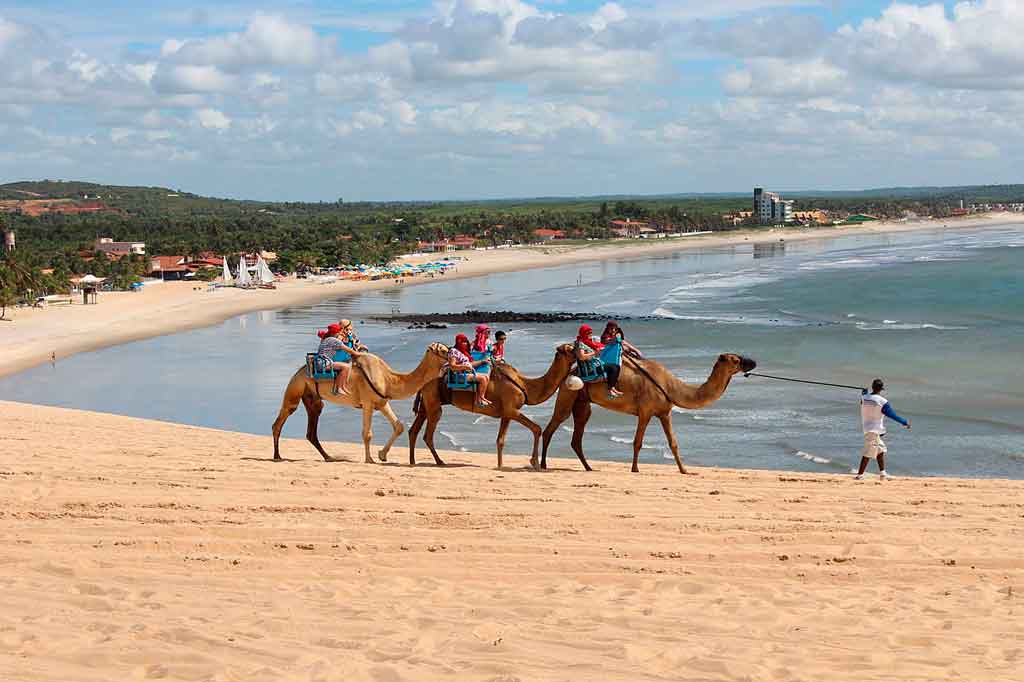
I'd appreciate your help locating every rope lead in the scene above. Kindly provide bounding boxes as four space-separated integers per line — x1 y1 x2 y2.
744 372 865 391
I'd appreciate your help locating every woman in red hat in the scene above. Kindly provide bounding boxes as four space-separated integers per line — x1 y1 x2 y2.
448 332 492 407
575 323 621 398
316 323 361 396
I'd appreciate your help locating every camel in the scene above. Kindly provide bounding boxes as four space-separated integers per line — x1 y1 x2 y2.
408 344 577 469
271 343 450 463
541 353 756 474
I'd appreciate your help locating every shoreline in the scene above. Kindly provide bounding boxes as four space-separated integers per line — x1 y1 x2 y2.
1 212 1018 379
3 399 1022 681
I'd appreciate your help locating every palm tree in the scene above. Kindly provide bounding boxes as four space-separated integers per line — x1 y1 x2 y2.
0 251 40 321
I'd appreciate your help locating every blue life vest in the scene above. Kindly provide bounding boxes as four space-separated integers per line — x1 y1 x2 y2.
600 338 623 366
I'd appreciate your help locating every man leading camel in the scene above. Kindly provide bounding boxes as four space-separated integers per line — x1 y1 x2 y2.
855 378 911 480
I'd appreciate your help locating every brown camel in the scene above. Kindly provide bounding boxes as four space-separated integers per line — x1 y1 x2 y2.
408 344 577 469
541 353 756 474
271 343 449 463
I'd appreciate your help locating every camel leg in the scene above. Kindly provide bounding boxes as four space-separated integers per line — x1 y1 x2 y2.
658 413 690 475
422 406 446 466
541 388 578 470
631 413 653 473
569 397 594 472
302 392 335 462
511 412 542 470
408 408 426 466
496 418 510 470
271 391 301 460
361 405 375 464
376 402 404 463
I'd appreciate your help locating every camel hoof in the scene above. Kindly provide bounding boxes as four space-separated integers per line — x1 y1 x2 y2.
322 455 340 463
378 450 388 462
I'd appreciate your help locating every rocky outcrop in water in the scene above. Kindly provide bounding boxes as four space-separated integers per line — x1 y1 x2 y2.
373 310 646 328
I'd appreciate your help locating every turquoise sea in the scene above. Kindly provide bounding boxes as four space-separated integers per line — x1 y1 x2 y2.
2 225 1022 477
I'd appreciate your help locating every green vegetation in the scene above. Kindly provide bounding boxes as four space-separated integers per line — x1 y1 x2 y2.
0 247 41 319
3 180 1019 287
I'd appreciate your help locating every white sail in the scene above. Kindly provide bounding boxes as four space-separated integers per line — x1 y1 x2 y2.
256 254 275 284
221 255 232 283
236 255 252 287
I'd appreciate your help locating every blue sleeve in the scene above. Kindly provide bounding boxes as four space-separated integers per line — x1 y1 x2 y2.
882 403 908 426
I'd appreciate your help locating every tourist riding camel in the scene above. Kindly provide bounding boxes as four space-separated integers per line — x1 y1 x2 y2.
271 344 449 463
409 343 577 469
541 352 756 474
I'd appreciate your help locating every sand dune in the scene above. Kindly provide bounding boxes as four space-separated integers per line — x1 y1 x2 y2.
1 400 1021 681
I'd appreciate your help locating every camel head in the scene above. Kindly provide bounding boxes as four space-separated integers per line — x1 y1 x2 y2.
427 341 450 355
554 343 576 359
717 353 757 376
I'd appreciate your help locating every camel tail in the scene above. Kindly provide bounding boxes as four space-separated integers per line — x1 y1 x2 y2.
412 391 423 417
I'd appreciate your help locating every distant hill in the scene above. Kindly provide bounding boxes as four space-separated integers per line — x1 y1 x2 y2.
0 180 200 201
0 180 268 217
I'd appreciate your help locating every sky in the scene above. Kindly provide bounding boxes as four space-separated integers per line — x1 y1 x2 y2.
1 0 1023 201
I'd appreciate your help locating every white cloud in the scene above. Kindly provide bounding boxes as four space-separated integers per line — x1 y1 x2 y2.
140 110 163 128
723 58 846 97
110 127 134 143
4 1 1024 200
154 64 236 93
124 61 157 84
836 0 1024 90
196 108 231 131
168 14 335 69
590 3 628 32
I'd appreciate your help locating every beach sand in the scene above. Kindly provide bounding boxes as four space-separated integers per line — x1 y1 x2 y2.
1 400 1021 681
1 212 1020 379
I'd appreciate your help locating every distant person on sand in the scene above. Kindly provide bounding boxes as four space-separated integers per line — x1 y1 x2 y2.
448 333 492 408
600 321 642 399
316 323 361 396
856 378 911 480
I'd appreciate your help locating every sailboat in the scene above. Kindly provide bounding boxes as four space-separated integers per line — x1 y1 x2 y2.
255 254 276 288
236 254 252 288
221 255 233 284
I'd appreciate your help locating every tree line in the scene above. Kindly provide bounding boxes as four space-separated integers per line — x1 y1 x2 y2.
2 179 1009 316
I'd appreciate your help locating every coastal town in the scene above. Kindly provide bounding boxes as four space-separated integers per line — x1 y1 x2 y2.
3 184 1018 310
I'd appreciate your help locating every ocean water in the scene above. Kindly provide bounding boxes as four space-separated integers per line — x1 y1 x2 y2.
2 225 1022 478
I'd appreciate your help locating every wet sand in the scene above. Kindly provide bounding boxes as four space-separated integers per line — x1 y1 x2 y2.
2 400 1021 681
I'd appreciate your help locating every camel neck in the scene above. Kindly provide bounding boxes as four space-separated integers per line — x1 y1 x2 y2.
522 353 573 405
666 360 734 409
384 352 441 400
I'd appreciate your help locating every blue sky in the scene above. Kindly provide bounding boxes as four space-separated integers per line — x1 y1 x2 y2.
1 1 1022 200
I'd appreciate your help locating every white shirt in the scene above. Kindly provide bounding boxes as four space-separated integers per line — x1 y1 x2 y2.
861 393 889 434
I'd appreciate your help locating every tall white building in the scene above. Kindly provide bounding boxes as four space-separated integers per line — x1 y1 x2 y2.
753 187 794 225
